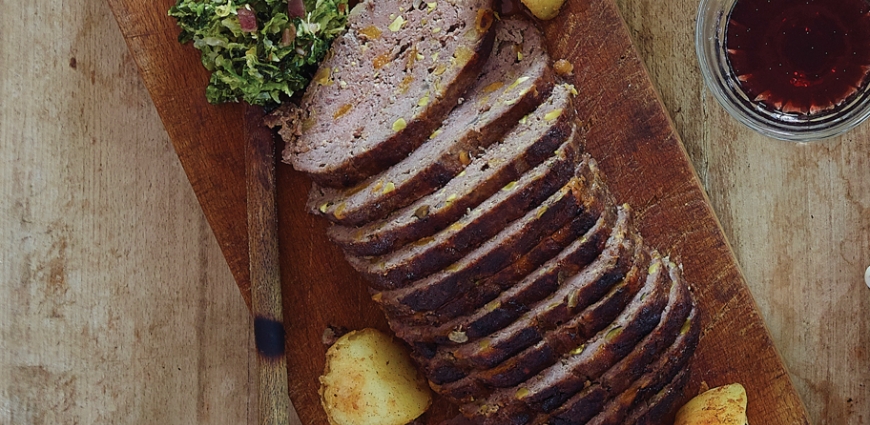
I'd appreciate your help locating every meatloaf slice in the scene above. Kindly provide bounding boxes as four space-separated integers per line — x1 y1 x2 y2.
540 261 695 425
582 298 700 425
308 18 554 226
432 244 653 403
394 158 611 339
417 204 639 385
418 190 616 329
373 171 603 315
463 257 672 425
347 136 582 289
328 82 576 255
277 0 496 188
624 368 692 425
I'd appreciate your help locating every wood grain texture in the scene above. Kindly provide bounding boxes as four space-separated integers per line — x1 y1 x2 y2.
109 0 253 302
102 0 815 424
3 0 865 423
0 0 261 423
538 3 809 423
245 105 294 425
616 1 870 424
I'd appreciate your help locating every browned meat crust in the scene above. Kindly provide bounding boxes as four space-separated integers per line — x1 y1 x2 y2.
463 250 672 425
309 18 555 227
345 133 580 286
373 167 605 313
539 262 695 424
278 0 497 188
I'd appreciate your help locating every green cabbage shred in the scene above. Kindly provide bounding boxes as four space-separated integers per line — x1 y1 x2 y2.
169 0 348 106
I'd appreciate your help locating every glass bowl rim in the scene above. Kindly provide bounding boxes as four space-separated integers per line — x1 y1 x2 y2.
694 0 870 142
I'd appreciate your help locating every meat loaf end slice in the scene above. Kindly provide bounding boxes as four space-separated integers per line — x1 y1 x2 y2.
277 0 496 188
309 18 554 225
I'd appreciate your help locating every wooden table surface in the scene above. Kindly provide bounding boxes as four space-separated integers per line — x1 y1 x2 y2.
1 0 867 424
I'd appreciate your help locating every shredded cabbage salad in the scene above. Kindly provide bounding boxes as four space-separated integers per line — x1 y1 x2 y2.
169 0 349 106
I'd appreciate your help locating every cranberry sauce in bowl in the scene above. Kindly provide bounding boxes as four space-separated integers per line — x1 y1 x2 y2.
696 0 870 141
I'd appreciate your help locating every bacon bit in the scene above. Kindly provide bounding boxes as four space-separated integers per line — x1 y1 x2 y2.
287 0 306 18
238 8 257 32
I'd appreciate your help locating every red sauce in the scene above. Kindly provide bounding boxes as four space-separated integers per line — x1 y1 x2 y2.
725 0 870 115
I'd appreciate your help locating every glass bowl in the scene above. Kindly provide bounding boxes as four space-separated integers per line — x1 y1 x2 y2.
695 0 870 142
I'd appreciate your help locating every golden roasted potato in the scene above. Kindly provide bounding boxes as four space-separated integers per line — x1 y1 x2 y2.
675 383 749 425
319 328 432 425
521 0 567 20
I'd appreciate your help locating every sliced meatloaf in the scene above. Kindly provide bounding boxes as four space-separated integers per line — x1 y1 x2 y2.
373 171 605 315
328 82 577 256
308 18 554 226
539 261 695 425
450 201 631 347
394 158 612 340
432 244 653 403
463 258 672 425
624 368 692 425
271 5 700 421
582 298 700 425
474 247 652 388
348 136 582 289
423 218 643 388
418 204 639 383
400 206 609 384
421 186 617 328
396 212 601 331
425 207 613 328
276 0 496 188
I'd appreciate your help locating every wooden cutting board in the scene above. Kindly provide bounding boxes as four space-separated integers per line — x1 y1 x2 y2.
106 0 811 423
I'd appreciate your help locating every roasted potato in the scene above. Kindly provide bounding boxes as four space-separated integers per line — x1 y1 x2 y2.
319 328 432 425
675 383 749 425
521 0 567 20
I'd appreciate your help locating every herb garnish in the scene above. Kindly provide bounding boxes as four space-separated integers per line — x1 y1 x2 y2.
169 0 349 106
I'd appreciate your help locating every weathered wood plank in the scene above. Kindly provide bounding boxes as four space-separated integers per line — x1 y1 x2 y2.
617 1 870 423
97 0 819 423
0 0 260 422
